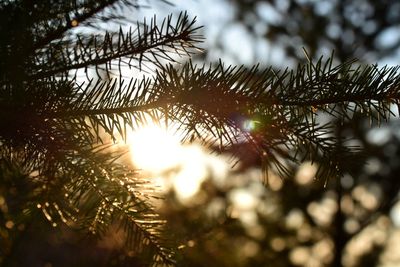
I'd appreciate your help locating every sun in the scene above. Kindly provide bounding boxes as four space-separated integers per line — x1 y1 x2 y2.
127 123 183 173
126 122 228 202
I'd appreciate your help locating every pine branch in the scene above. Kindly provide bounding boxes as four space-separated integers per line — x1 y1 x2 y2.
62 145 176 265
34 59 399 179
4 53 399 180
274 57 400 122
1 2 200 265
31 0 131 50
0 142 177 266
31 12 202 79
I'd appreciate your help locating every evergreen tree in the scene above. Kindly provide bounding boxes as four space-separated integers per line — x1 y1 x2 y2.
1 0 400 266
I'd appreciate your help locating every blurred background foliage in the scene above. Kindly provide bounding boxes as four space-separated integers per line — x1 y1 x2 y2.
2 0 400 266
193 0 400 66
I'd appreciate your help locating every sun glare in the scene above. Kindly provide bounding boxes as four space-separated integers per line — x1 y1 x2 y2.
128 124 182 173
127 122 228 202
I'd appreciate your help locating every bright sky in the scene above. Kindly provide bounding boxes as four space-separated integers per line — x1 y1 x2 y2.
137 0 291 67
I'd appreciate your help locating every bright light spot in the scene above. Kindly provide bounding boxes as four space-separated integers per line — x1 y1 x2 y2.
243 119 257 132
270 237 286 252
390 201 400 227
187 240 195 247
71 19 79 27
229 188 259 211
238 210 258 227
5 220 14 229
379 226 400 264
127 122 228 203
206 198 226 219
267 171 283 191
366 127 391 145
207 155 231 188
296 161 317 185
290 247 310 265
286 209 305 229
172 146 207 201
307 193 337 227
340 194 355 215
352 185 380 210
312 239 334 264
128 125 182 173
344 218 360 234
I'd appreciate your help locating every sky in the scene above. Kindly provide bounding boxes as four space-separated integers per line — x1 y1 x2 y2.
138 0 400 67
136 0 293 67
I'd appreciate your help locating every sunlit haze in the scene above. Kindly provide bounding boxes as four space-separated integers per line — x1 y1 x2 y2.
127 122 229 202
